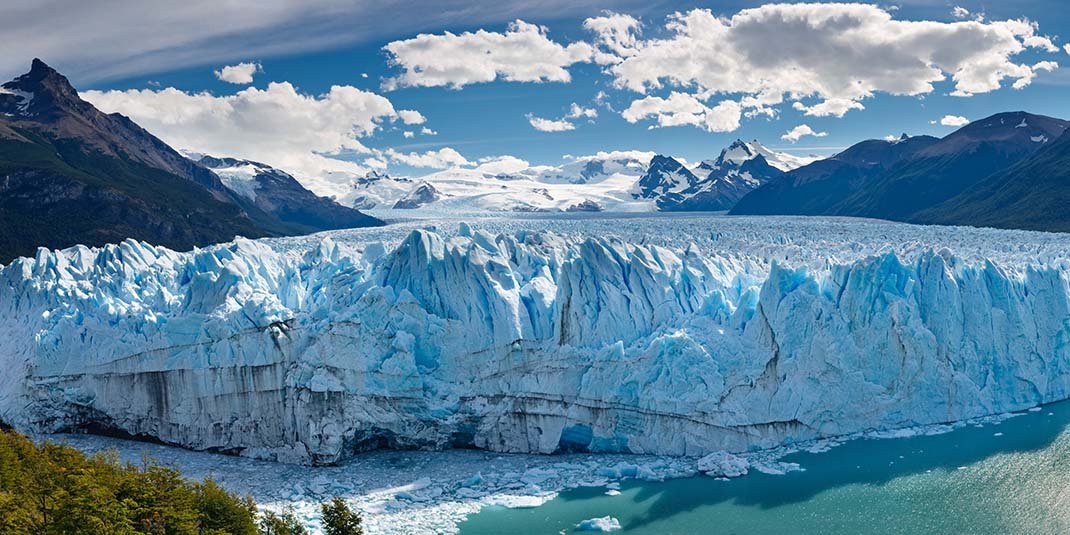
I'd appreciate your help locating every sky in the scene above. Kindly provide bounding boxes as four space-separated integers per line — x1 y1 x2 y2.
3 0 1070 197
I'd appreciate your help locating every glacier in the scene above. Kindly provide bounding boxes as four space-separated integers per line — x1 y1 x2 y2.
3 214 1070 465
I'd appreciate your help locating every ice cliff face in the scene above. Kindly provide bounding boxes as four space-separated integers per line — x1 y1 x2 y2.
3 218 1070 465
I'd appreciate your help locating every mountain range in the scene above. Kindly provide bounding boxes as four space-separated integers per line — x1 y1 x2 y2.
4 59 1070 264
0 59 380 263
732 112 1070 229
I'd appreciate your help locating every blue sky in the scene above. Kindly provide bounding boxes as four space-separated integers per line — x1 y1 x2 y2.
5 0 1069 184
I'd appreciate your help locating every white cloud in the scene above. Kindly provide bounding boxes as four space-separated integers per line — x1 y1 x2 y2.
474 155 530 174
383 20 594 90
527 114 576 132
420 126 437 135
214 62 261 84
1065 44 1070 55
566 102 598 119
792 98 865 118
621 92 741 133
364 157 387 169
597 4 1060 123
939 115 970 126
526 101 599 132
583 12 642 59
397 109 427 124
565 149 656 165
1 1 640 84
952 6 970 19
781 124 828 143
403 131 415 138
1007 60 1060 90
1033 60 1059 72
82 82 400 196
385 147 469 169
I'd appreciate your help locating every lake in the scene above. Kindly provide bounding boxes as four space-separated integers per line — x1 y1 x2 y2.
459 401 1070 534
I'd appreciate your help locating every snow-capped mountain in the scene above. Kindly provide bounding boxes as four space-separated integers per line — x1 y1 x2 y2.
333 151 657 213
392 181 445 209
538 151 653 184
710 139 818 173
347 171 415 210
5 217 1070 465
634 141 809 211
199 156 381 232
633 155 701 208
678 140 796 211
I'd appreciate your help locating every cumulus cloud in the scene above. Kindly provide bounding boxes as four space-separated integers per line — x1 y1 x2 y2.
364 157 387 169
621 92 741 132
526 102 598 132
566 102 598 120
420 126 437 135
792 98 865 118
214 62 261 84
474 154 530 174
397 109 427 124
781 124 828 143
565 149 656 165
383 20 594 90
527 114 576 132
939 115 970 126
583 12 642 59
384 147 470 169
403 131 414 138
594 4 1060 127
83 82 402 196
952 6 970 19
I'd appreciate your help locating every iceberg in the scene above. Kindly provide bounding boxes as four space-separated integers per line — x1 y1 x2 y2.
576 516 622 532
3 215 1070 466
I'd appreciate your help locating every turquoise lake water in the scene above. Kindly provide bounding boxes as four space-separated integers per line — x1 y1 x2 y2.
458 402 1070 534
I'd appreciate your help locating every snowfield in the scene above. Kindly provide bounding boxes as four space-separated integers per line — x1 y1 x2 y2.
4 214 1070 469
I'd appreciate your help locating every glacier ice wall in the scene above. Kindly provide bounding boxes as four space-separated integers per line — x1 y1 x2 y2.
3 219 1070 465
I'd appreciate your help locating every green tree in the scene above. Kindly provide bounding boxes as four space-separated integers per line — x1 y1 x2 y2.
0 429 262 535
196 479 259 535
260 507 309 535
320 497 363 535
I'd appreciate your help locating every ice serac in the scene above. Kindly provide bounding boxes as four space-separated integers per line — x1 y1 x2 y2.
3 224 1070 465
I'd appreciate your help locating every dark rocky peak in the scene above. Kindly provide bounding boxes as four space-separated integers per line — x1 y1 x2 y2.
1 59 88 120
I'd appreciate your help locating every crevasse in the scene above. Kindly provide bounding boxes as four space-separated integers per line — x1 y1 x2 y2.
2 223 1069 465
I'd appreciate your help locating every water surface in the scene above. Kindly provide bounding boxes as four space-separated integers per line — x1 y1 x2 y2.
459 402 1070 534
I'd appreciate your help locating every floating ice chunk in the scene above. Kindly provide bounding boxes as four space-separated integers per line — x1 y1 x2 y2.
577 516 622 532
697 451 749 478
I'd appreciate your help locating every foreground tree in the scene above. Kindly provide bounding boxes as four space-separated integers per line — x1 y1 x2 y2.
320 497 363 535
260 507 309 535
0 430 260 535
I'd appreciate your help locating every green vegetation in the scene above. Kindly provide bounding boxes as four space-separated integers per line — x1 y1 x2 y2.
321 498 363 535
0 429 257 534
0 430 363 535
259 508 308 535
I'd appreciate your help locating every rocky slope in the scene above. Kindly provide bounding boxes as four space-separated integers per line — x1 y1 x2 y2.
915 128 1070 231
198 156 381 232
732 113 1069 225
0 59 380 263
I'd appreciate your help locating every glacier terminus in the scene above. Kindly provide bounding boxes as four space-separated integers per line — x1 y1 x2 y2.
3 214 1070 466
